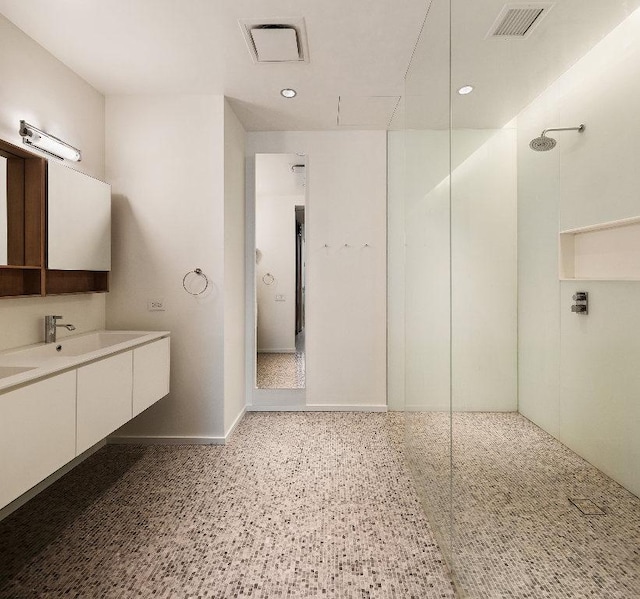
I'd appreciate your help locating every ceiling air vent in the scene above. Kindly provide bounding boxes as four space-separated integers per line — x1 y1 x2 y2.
487 3 554 39
239 18 310 63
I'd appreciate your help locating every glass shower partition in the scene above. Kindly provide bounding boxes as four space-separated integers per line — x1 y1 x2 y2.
446 0 640 596
400 0 640 596
401 0 454 563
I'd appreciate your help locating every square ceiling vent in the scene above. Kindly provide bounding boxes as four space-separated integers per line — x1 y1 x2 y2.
487 3 554 39
239 18 310 63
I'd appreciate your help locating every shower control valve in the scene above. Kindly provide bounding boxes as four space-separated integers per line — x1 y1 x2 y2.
571 291 588 315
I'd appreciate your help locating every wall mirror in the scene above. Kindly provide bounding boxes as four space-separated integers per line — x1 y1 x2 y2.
0 156 8 266
255 153 307 389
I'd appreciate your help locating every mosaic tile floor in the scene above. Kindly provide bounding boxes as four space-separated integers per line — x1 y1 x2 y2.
256 334 305 390
407 412 640 599
0 413 455 599
257 331 305 390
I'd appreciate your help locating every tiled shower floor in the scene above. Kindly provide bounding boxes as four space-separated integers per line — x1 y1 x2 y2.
407 412 640 598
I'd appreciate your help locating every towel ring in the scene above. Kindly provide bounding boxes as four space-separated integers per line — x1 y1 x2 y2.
262 273 275 286
183 268 209 295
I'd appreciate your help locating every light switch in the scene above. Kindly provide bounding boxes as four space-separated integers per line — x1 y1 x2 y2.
275 294 286 302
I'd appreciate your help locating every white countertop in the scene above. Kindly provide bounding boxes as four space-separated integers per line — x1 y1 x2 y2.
0 330 170 393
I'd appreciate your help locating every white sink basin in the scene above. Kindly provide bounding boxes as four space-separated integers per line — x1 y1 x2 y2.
0 366 36 379
45 332 148 357
0 330 169 393
0 331 157 365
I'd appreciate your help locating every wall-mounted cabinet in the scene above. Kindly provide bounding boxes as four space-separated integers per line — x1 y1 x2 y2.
559 216 640 280
77 351 132 454
0 137 110 297
0 371 76 508
48 161 111 271
0 334 170 510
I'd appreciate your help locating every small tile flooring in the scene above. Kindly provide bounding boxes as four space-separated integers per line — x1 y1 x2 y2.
407 412 640 598
256 331 305 389
1 412 638 598
0 413 454 599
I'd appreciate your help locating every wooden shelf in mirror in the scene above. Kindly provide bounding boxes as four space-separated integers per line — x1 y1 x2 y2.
0 138 45 297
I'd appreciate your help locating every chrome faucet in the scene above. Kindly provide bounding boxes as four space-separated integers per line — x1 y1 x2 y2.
44 315 76 343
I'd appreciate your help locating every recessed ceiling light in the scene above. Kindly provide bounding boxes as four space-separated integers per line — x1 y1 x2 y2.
281 88 297 98
457 85 474 95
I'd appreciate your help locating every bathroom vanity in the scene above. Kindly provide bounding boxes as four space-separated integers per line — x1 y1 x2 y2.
0 330 170 510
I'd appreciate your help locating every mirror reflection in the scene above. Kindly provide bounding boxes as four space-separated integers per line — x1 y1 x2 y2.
0 156 7 266
255 153 306 389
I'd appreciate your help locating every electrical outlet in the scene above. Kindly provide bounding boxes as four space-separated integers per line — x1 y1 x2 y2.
275 294 286 302
147 298 166 311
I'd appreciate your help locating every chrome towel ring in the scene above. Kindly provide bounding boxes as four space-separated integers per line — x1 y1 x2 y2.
183 268 209 295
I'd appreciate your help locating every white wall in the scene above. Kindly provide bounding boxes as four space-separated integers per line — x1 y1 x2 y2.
518 8 640 496
223 100 247 435
246 132 387 409
451 128 518 411
105 94 231 441
390 128 518 413
0 14 106 351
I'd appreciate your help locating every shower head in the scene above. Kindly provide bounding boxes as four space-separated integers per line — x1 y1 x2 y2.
529 124 585 152
529 135 557 152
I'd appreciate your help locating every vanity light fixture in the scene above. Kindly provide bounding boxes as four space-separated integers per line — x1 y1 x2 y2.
281 88 297 98
19 120 82 162
457 85 474 95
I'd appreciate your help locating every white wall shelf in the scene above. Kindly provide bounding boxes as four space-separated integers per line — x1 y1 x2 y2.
559 216 640 281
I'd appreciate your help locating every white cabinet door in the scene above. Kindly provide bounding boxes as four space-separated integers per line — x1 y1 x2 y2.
133 338 170 417
48 161 111 271
77 352 132 454
0 372 76 509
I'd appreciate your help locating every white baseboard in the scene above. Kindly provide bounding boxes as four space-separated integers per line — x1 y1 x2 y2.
107 434 227 445
108 409 248 446
0 439 106 523
257 349 296 354
248 404 388 412
224 407 246 440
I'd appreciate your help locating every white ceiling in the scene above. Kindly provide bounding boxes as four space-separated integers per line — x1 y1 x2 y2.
399 0 640 130
0 0 638 132
0 0 429 131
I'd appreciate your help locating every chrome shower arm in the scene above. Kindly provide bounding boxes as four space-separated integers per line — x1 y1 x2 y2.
541 124 585 137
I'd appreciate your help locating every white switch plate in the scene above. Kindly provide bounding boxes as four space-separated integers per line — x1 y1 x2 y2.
275 294 286 302
147 298 166 311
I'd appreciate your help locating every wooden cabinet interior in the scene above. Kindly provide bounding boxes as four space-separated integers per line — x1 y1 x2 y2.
0 138 45 297
0 138 109 297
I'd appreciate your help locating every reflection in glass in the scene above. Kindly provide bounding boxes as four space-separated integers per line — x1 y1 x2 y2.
0 156 7 265
255 153 306 389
